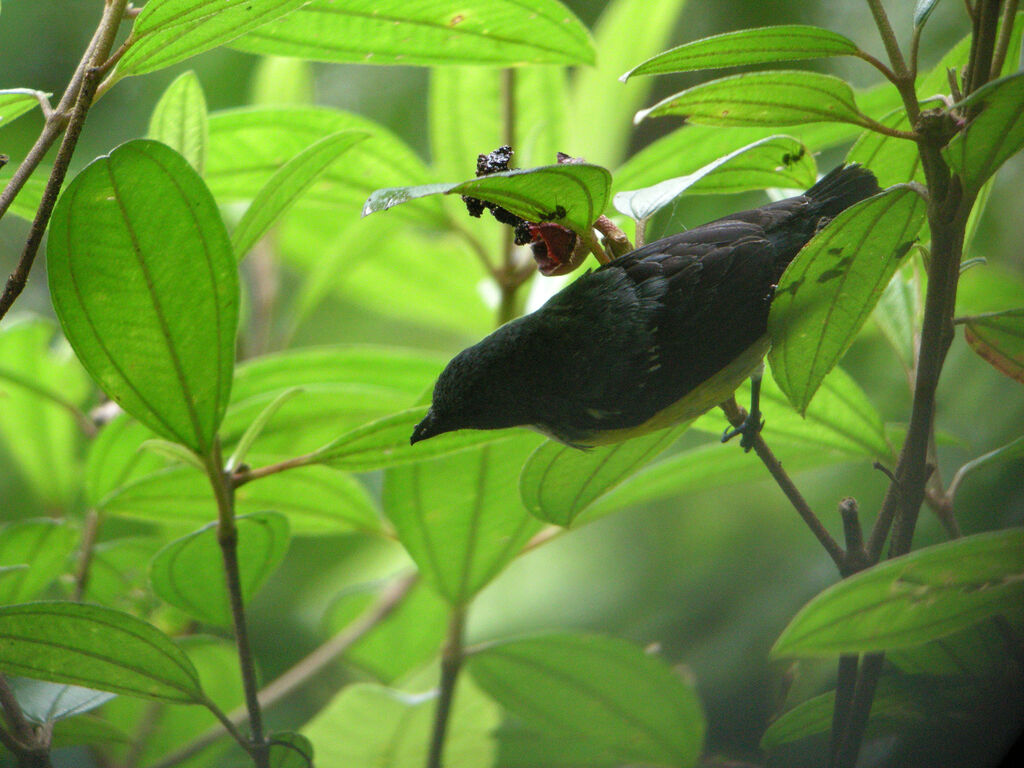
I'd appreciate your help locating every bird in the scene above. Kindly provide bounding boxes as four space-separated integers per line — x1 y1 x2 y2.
410 164 880 450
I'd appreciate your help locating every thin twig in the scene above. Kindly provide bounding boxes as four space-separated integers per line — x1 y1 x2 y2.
0 0 132 323
427 608 467 768
71 509 103 601
990 0 1021 79
966 0 1004 96
204 441 268 767
149 573 417 768
833 653 885 768
851 50 901 88
231 451 322 488
720 397 845 569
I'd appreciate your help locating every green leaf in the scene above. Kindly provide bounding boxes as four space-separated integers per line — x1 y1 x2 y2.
0 601 204 703
117 0 309 76
846 111 922 188
963 308 1024 383
206 106 444 226
85 415 164 508
383 436 543 604
944 72 1024 195
6 677 115 724
230 0 595 66
468 633 705 767
571 0 689 168
0 166 46 222
47 139 239 455
0 317 91 506
323 578 447 683
102 464 380 536
100 635 242 763
761 677 918 749
301 679 499 767
0 519 79 604
315 406 523 472
78 538 162 611
952 435 1024 493
227 386 304 472
139 439 207 472
231 130 368 259
585 438 847 523
222 347 443 460
364 163 612 237
635 71 867 127
251 56 315 106
768 186 927 413
0 88 47 126
150 512 290 627
622 25 859 80
873 264 922 374
147 70 209 174
692 364 892 460
773 529 1024 657
520 423 687 527
51 714 133 749
269 732 314 768
613 135 816 221
914 0 942 28
430 65 569 182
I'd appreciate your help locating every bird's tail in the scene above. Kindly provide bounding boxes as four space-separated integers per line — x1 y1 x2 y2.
804 163 881 218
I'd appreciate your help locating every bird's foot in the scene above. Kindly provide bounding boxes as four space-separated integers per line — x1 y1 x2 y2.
721 415 765 452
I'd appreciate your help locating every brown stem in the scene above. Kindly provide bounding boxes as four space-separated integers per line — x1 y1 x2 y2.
149 573 417 768
0 676 52 768
833 653 885 768
828 655 860 768
204 441 269 767
0 0 131 323
720 397 845 568
427 608 467 768
966 0 1004 96
71 509 103 601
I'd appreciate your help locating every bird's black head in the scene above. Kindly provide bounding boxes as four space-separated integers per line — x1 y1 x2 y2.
410 327 531 445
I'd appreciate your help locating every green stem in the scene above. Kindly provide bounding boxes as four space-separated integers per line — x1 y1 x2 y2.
204 440 269 768
990 0 1020 79
426 608 467 768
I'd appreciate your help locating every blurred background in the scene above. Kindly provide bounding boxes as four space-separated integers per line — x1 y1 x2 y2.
1 1 1022 765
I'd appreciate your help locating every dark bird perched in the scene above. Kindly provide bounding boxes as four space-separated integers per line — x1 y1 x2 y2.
411 165 880 449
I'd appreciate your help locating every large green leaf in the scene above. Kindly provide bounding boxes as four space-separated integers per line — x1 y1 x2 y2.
571 0 689 168
301 679 499 766
0 317 91 506
47 139 239 455
101 464 380 535
846 111 922 188
622 25 859 79
0 519 79 604
613 135 816 221
768 186 926 413
84 415 164 508
944 72 1024 195
315 406 522 472
147 70 209 174
365 163 611 237
206 106 443 226
468 633 705 768
150 512 290 627
0 602 204 703
0 165 47 222
964 308 1024 384
323 577 447 683
0 88 46 126
230 0 595 66
773 529 1024 657
383 435 543 604
231 130 368 259
636 71 866 127
519 423 687 528
100 635 242 764
117 0 309 76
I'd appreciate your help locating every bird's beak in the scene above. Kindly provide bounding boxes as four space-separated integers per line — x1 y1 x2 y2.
410 409 439 445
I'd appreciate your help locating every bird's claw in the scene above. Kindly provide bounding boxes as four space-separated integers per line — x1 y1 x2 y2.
721 416 765 452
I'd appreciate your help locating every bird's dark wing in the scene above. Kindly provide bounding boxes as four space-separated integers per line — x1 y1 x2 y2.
525 231 777 442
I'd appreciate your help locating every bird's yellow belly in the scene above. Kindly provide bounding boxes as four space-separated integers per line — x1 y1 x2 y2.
580 334 770 447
